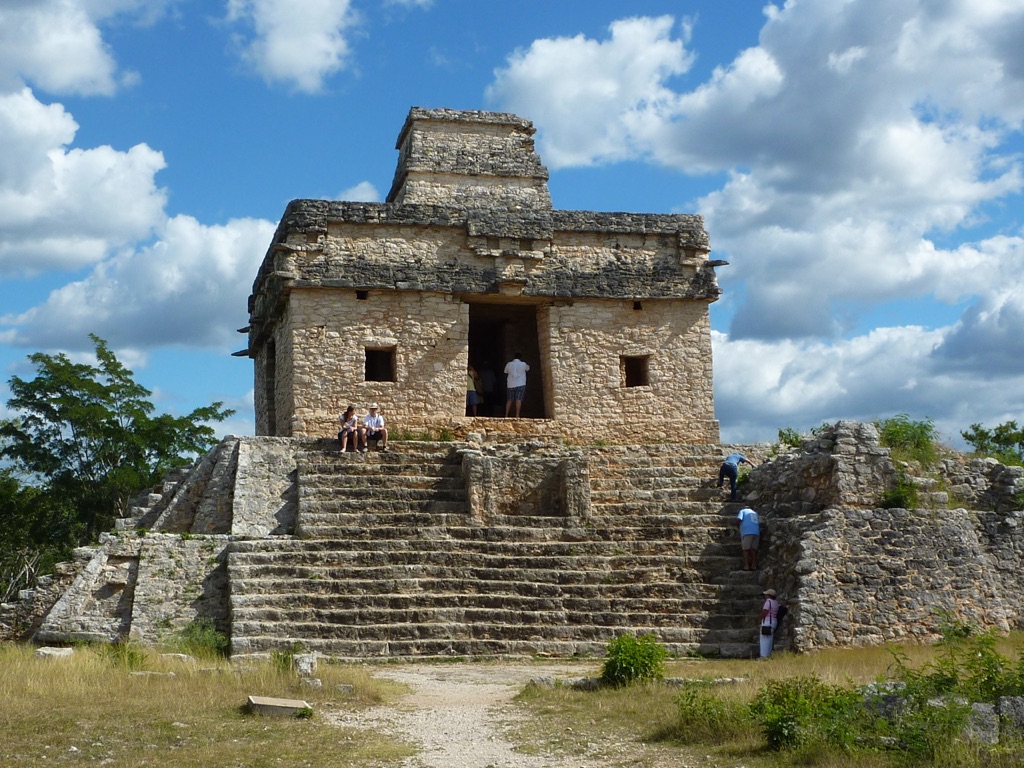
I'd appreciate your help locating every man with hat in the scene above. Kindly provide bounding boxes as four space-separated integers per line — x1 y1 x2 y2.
360 403 388 452
759 588 781 658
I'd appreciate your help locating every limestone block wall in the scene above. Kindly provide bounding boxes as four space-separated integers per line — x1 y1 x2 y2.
33 533 231 646
283 287 466 438
231 437 299 537
770 507 1024 650
941 456 1024 513
746 421 898 513
542 299 718 443
462 443 591 522
388 108 551 210
748 421 1024 651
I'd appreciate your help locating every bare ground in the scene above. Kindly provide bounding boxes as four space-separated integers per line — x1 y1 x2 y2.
324 661 716 768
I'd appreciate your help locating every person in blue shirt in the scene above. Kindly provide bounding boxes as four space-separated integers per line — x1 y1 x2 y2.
717 452 755 500
736 506 761 571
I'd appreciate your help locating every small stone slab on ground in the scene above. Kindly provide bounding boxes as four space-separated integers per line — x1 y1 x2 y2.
36 647 74 659
246 695 312 716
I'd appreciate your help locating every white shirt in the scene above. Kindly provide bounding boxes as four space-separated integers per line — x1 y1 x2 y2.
504 358 530 388
363 412 384 429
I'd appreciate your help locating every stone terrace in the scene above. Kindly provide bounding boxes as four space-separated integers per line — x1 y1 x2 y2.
226 441 766 659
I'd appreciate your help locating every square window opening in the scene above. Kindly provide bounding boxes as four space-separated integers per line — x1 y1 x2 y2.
365 347 396 382
356 290 369 300
621 355 650 388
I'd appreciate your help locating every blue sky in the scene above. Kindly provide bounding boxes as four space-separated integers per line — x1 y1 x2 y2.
1 0 1023 447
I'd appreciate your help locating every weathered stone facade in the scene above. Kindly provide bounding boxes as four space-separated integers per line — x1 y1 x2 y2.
5 424 1024 658
242 108 720 444
746 421 1024 651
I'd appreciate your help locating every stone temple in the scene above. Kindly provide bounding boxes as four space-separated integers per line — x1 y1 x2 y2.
5 109 1024 660
242 107 721 444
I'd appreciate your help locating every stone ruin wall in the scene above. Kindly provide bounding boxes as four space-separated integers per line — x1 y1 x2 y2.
745 421 1024 652
5 426 1024 654
280 284 717 444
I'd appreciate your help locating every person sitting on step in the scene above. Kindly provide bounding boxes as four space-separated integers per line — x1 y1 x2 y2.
338 405 359 452
360 403 388 452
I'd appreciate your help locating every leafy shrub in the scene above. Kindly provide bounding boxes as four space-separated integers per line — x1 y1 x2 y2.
777 427 802 448
876 413 938 465
600 633 668 687
272 641 305 673
176 618 229 658
879 473 919 509
961 420 1024 467
748 675 861 751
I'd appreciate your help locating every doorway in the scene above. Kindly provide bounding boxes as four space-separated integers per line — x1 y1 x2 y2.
467 303 545 418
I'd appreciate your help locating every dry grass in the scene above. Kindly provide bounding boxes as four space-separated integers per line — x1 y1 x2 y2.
513 638 1024 768
0 643 413 768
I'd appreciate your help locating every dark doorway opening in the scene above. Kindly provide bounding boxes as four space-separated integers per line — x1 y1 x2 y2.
468 303 545 418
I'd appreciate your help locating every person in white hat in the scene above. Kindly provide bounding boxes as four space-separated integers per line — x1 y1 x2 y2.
360 403 388 452
759 589 780 658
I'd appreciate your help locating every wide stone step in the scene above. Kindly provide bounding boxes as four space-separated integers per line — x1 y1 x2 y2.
300 462 464 480
229 608 756 638
301 474 464 493
229 587 740 611
230 618 757 645
229 536 737 559
229 548 741 575
299 486 466 503
229 595 763 627
298 499 469 516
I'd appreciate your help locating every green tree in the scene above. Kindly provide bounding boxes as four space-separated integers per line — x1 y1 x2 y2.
0 470 77 600
0 335 233 547
961 420 1024 466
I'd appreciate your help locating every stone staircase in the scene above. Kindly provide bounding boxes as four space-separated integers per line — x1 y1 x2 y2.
227 442 768 659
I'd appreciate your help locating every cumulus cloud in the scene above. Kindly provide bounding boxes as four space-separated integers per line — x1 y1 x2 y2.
487 16 694 168
0 0 172 96
712 323 1024 448
1 214 275 351
226 0 359 93
0 88 167 276
485 1 1024 441
487 1 1024 346
336 181 380 202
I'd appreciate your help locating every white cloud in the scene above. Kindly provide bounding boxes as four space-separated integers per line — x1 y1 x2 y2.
0 0 172 96
488 2 1024 345
487 16 694 168
1 215 276 350
0 0 118 95
336 181 380 202
712 324 1024 448
226 0 359 93
0 88 167 276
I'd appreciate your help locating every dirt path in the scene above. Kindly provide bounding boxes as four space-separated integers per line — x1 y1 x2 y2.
326 661 704 768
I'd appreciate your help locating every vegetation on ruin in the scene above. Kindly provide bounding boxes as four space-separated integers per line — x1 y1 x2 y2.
0 642 411 768
961 420 1024 467
600 631 669 687
0 335 232 600
874 414 940 467
517 629 1024 768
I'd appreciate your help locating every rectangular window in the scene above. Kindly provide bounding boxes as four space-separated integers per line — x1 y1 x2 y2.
621 355 650 388
365 347 396 382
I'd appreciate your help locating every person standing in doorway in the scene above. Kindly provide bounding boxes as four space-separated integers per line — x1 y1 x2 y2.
477 361 497 416
503 352 530 418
